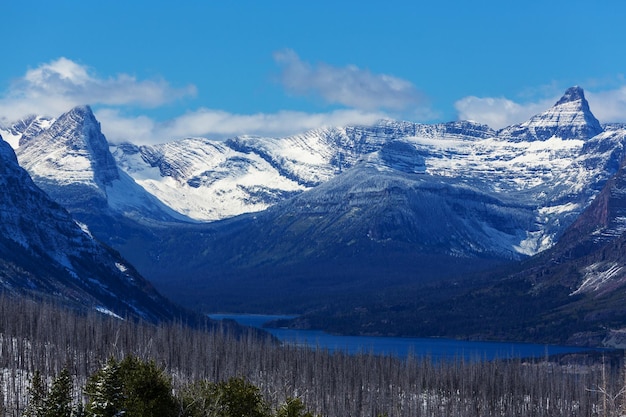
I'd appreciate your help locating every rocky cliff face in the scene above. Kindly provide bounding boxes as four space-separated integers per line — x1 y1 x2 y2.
15 106 119 212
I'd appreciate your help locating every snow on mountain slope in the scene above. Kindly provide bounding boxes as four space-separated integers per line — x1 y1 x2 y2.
111 86 616 239
0 114 54 149
13 106 187 222
387 126 626 254
18 106 118 187
111 121 495 221
111 138 307 221
6 87 625 260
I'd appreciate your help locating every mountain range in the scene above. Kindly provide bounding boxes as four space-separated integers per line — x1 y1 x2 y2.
3 86 626 346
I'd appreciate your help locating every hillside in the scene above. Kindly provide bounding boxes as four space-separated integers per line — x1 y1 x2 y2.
0 134 189 322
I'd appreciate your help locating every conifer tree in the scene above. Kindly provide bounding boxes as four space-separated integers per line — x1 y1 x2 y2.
85 358 125 417
217 377 271 417
73 402 86 417
117 355 177 417
179 377 271 417
24 370 46 417
44 368 73 417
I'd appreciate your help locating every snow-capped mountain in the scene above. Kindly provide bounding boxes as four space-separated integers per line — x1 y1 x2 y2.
11 106 188 223
0 114 54 148
548 154 626 296
497 86 603 142
6 86 626 331
0 135 186 322
12 88 614 260
84 86 626 315
110 120 498 221
107 87 625 257
111 137 307 221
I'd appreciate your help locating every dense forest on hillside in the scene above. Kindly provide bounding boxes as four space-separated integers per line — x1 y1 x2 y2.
0 295 624 416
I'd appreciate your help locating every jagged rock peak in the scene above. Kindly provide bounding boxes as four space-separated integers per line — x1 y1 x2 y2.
555 85 586 106
16 104 119 188
547 86 602 135
58 105 100 134
498 86 603 142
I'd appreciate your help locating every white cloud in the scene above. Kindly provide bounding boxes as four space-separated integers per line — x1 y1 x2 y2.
0 57 196 122
0 56 403 144
586 87 626 123
274 49 425 111
97 107 388 145
454 95 556 129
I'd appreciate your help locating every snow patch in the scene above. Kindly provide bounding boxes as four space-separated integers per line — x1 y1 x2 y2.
95 307 124 320
75 220 94 239
538 203 580 216
0 129 20 149
572 262 625 295
514 231 554 256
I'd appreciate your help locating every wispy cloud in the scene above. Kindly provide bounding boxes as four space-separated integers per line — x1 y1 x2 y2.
97 108 388 145
0 57 196 122
0 56 396 144
274 49 425 112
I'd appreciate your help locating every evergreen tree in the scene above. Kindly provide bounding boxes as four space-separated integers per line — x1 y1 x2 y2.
179 377 271 417
117 355 177 417
24 370 47 417
216 377 271 417
84 358 125 417
44 368 73 417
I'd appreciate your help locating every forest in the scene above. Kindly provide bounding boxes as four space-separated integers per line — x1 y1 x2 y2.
0 294 624 417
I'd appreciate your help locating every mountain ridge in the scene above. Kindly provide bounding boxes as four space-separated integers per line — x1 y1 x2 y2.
5 86 626 345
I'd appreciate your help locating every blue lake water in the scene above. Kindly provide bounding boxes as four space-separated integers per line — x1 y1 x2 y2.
209 314 593 361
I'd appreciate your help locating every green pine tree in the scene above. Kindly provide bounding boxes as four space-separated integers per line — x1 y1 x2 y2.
178 377 271 417
84 358 125 417
117 355 177 417
178 380 220 417
72 401 86 417
216 377 271 417
24 370 47 417
44 368 73 417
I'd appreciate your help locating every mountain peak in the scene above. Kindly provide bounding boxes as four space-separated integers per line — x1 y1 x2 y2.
63 104 100 133
16 105 120 205
498 86 603 141
555 86 586 106
555 85 587 106
65 104 92 114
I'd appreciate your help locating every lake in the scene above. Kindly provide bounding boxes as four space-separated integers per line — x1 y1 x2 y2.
209 313 594 361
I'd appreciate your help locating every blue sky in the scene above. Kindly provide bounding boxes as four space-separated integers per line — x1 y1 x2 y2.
2 0 626 144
